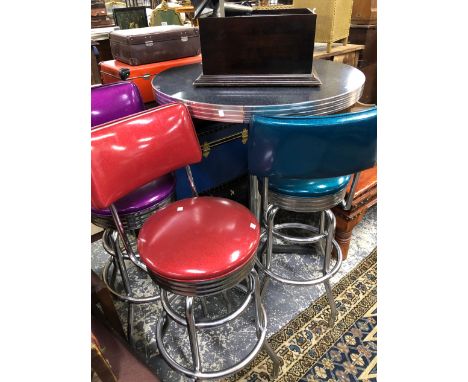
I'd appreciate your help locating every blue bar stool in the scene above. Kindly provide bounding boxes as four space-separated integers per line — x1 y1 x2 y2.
249 107 377 326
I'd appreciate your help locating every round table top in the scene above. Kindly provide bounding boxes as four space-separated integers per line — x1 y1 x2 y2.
152 59 365 123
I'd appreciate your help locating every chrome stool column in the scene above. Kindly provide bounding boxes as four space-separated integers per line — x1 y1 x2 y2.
248 108 377 327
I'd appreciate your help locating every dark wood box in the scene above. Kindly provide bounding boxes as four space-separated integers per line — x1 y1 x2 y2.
194 9 320 87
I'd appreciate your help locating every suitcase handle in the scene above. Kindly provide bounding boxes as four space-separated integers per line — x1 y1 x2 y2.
119 68 130 80
201 128 248 158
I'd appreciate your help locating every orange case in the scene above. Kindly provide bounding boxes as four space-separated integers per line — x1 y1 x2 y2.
99 55 202 103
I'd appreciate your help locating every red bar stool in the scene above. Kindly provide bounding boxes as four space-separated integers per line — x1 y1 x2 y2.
91 104 281 380
91 82 176 345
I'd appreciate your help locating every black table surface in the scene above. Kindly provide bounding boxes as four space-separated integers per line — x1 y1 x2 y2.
152 59 365 123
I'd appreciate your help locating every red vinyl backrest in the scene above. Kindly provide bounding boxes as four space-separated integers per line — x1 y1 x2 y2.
91 103 202 209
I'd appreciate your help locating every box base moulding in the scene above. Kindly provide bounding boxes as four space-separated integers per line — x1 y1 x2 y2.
193 69 322 87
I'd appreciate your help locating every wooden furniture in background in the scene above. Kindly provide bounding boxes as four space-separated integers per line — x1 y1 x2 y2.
333 165 377 259
349 0 377 103
91 27 116 63
92 0 115 28
293 0 354 52
90 27 116 84
314 42 365 67
351 0 377 25
175 5 196 26
349 25 376 103
91 316 161 382
92 333 117 382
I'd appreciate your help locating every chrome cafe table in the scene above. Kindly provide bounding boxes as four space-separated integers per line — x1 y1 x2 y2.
152 59 366 219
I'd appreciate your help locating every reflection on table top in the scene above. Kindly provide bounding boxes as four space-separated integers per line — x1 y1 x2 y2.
153 59 365 123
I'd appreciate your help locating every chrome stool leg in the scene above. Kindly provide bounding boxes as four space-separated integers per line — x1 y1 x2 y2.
161 311 171 337
186 297 202 374
103 231 120 289
160 294 180 337
261 205 279 298
253 269 282 378
109 257 118 288
222 291 232 313
319 210 326 255
200 297 209 317
324 281 336 327
323 210 338 327
113 236 135 345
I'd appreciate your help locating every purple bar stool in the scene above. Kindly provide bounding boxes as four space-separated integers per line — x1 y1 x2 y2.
91 82 176 344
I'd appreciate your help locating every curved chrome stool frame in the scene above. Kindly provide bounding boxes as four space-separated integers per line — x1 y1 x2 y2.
155 268 282 380
96 193 175 346
101 230 160 304
256 179 344 327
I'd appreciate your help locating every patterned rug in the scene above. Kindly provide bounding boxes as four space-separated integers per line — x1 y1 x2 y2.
225 248 377 382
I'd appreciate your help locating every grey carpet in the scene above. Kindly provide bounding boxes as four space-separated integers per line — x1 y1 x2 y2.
91 205 377 381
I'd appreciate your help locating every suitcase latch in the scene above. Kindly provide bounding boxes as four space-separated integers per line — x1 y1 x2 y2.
241 128 248 144
181 36 188 42
145 40 154 47
202 142 210 158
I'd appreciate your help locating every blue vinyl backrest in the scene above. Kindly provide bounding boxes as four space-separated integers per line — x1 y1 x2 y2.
248 107 377 179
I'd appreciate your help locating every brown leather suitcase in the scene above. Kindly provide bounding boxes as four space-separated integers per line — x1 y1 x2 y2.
91 2 114 28
109 26 200 66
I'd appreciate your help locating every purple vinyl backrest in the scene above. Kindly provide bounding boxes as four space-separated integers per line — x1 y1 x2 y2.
91 82 144 128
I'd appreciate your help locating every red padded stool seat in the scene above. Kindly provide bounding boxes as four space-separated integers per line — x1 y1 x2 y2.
138 197 260 283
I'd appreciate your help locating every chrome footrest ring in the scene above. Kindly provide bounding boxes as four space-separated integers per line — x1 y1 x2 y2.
272 222 326 244
101 229 136 261
155 271 270 380
102 257 160 304
160 275 254 330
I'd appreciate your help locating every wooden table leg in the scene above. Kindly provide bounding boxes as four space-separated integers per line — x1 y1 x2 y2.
334 212 367 260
